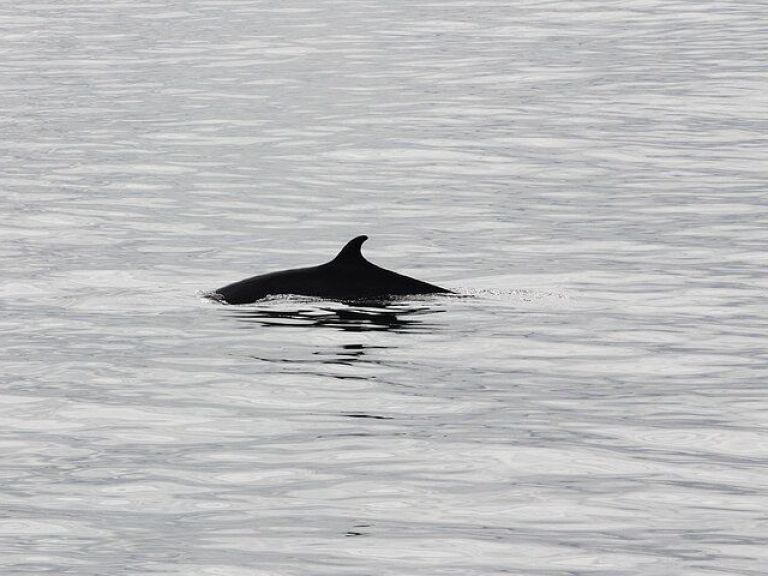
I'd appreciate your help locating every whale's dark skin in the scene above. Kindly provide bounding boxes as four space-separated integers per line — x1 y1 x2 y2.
212 235 452 304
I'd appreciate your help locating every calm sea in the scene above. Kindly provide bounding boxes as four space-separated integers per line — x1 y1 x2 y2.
1 1 767 574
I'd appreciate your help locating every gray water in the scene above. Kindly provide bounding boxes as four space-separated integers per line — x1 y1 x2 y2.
2 1 767 574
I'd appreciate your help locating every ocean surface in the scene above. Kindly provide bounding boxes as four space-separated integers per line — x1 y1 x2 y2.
2 1 767 574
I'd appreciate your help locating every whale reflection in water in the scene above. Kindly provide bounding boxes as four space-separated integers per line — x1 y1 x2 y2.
223 298 445 333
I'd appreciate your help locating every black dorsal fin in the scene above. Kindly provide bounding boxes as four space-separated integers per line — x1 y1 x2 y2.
331 235 368 265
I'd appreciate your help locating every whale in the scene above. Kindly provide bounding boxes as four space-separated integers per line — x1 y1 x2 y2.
210 235 452 304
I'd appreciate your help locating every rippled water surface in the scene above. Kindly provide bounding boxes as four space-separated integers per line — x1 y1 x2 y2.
2 1 767 574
